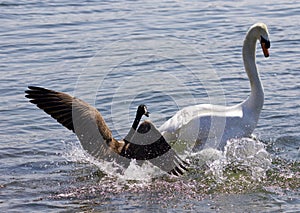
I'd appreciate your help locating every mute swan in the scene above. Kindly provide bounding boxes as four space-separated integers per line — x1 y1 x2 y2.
159 23 271 151
25 86 188 176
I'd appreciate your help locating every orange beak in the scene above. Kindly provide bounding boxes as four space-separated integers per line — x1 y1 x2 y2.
261 42 270 58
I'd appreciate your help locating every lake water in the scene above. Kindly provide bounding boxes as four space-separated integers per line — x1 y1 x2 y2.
1 0 299 212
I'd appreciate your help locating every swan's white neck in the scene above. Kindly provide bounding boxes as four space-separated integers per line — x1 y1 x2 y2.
242 30 264 114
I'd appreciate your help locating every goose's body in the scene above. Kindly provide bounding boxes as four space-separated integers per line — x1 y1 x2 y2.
25 86 188 176
159 23 271 150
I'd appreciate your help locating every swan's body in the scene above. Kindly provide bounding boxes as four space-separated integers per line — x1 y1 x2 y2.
159 23 271 150
25 86 188 175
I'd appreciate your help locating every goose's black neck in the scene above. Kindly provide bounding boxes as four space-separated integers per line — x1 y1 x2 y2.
123 109 144 142
132 112 143 130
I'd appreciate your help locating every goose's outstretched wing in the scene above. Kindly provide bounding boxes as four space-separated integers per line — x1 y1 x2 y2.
128 121 189 176
25 86 121 162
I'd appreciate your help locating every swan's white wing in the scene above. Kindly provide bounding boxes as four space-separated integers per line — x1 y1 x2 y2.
159 104 243 142
159 104 218 134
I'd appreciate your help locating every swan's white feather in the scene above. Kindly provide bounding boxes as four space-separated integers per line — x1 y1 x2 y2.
159 104 243 134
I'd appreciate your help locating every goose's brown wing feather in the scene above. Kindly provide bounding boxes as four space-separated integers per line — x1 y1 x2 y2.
25 86 122 161
26 87 75 131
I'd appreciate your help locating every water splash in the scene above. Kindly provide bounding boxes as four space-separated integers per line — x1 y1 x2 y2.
50 137 300 210
61 139 163 181
188 148 226 181
61 137 272 182
61 139 125 178
188 137 272 182
122 160 162 181
224 137 272 180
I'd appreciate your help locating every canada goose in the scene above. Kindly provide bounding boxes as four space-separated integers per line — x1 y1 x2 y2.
25 86 188 176
159 23 271 150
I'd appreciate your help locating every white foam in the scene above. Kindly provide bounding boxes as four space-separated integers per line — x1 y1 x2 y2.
224 137 272 180
189 137 272 181
61 137 271 182
122 160 161 181
61 139 165 180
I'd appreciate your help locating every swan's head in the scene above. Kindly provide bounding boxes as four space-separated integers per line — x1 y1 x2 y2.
137 104 150 117
250 23 271 57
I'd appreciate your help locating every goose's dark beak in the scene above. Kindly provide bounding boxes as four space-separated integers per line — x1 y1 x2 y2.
145 111 150 117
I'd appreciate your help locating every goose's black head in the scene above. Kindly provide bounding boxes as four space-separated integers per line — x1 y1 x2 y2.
137 104 150 117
